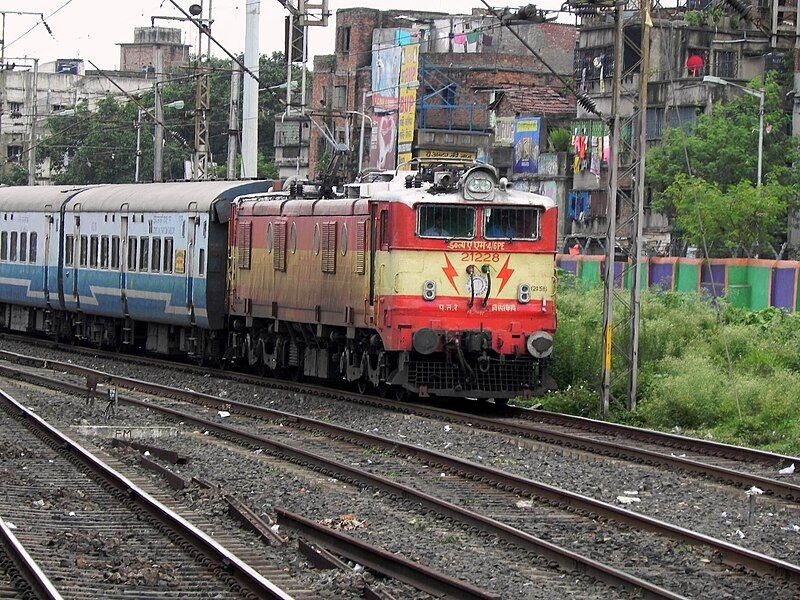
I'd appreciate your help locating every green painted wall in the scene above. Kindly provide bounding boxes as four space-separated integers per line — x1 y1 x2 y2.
747 266 772 311
675 263 699 293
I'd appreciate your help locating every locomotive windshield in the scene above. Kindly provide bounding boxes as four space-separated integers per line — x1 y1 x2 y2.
484 207 540 240
417 205 475 239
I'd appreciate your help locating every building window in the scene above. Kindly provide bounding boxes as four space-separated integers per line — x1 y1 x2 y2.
8 102 22 117
7 145 21 162
646 107 665 141
51 104 64 113
333 85 347 109
337 26 351 53
715 51 737 79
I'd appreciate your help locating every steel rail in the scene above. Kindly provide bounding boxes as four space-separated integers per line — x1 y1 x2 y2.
276 509 501 600
0 516 64 600
1 336 795 469
0 364 686 600
0 385 294 600
0 346 797 500
2 357 800 584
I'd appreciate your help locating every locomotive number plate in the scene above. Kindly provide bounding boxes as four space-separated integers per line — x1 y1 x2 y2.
459 251 500 262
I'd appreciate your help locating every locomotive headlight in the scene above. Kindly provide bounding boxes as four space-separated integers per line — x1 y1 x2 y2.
526 331 553 359
517 283 531 304
422 280 436 301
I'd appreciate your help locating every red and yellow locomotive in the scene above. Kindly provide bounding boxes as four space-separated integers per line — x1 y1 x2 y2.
226 165 557 402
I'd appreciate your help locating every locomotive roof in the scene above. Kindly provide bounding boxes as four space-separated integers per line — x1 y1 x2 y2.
369 185 558 209
1 181 272 220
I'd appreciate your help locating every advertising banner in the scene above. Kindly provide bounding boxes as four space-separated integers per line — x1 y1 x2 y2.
418 149 476 163
370 113 398 170
396 43 419 168
512 117 541 174
371 30 403 110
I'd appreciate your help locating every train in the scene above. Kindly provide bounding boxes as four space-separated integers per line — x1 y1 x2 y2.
0 164 557 402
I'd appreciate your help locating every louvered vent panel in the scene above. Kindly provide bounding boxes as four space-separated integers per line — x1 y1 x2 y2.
355 220 366 274
322 221 337 274
237 221 252 269
274 221 287 271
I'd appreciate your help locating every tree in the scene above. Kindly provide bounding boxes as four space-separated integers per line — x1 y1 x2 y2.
647 72 800 255
647 73 800 201
39 52 298 184
660 175 792 257
0 164 28 186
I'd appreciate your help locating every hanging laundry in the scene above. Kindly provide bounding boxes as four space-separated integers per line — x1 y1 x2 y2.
602 135 610 163
590 147 600 177
568 191 590 221
453 33 467 45
576 135 587 160
482 34 493 46
573 154 581 174
466 30 480 44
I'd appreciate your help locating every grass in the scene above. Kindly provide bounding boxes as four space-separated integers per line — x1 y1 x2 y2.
517 274 800 455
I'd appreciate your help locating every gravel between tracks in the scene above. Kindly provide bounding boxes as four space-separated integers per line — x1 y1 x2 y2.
3 339 800 595
5 377 629 600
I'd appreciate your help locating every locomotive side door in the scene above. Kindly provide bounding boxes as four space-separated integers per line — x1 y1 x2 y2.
369 202 389 311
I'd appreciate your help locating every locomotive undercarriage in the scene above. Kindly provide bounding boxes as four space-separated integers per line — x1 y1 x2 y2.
223 318 552 400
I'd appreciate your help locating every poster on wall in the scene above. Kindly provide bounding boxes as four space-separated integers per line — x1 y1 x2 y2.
512 117 541 174
371 30 404 110
369 113 398 170
396 42 419 168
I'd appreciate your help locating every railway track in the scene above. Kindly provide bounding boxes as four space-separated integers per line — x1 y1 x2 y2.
3 359 800 599
0 515 62 600
0 337 797 502
0 383 292 600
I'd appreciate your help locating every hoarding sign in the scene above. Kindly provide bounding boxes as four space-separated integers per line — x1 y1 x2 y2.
396 43 419 167
512 117 541 174
370 113 398 170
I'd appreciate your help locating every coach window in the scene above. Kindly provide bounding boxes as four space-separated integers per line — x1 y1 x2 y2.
417 205 475 239
379 210 389 250
151 237 161 272
163 237 173 273
9 232 17 261
139 236 149 272
111 236 119 269
198 248 205 276
19 233 27 262
0 231 7 260
80 235 88 267
100 236 109 269
29 233 37 263
128 237 137 271
89 235 99 268
65 235 74 266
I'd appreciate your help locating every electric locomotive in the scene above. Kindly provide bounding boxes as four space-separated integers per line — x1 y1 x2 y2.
226 164 557 401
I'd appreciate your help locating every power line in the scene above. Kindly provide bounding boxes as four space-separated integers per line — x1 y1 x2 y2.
4 0 74 50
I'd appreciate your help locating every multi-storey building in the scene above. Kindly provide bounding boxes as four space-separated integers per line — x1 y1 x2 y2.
568 1 797 254
118 27 190 74
305 7 577 182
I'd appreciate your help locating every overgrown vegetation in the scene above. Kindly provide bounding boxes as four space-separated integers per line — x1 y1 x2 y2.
524 274 800 454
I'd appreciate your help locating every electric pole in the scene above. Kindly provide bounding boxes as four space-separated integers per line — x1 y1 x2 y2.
227 65 241 179
599 0 652 416
242 0 260 178
192 0 212 180
27 58 38 185
153 48 165 182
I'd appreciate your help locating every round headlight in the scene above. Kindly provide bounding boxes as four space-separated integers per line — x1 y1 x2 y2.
526 331 553 359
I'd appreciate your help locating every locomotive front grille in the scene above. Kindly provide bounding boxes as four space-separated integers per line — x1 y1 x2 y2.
407 357 537 393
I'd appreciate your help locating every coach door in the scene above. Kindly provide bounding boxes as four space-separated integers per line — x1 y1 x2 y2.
120 210 129 317
63 208 81 310
43 205 53 308
185 208 198 324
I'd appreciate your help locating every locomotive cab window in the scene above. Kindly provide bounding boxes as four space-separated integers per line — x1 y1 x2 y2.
417 205 475 239
483 207 540 241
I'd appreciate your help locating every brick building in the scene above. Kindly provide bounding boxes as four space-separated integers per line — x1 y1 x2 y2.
118 27 190 74
305 7 577 179
567 1 798 255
